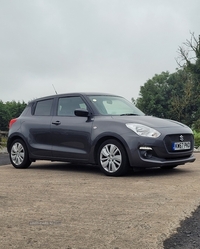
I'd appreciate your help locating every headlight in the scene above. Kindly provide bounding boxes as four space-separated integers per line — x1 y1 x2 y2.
126 123 161 138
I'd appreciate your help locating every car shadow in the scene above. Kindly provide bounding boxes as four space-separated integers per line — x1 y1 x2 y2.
28 161 192 178
29 161 102 176
127 166 193 178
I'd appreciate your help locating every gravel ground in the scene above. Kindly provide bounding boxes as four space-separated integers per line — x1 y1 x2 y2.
163 151 200 249
1 148 200 248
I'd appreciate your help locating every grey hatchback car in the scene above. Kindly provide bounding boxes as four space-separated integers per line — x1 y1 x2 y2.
7 92 195 176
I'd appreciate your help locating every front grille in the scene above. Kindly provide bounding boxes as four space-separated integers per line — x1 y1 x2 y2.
164 134 194 153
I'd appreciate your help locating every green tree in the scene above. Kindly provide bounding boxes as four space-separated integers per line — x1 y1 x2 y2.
136 71 172 118
168 69 194 125
136 70 195 125
176 32 200 128
0 100 27 131
135 33 200 128
6 101 27 120
0 101 10 130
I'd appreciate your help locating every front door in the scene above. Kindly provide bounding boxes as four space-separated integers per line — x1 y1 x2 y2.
51 96 93 162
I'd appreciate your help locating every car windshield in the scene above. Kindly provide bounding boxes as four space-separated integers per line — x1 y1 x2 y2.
88 95 145 116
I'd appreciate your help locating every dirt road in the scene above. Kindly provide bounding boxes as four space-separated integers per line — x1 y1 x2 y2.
0 154 200 249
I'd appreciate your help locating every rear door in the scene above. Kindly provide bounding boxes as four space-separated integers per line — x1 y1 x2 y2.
26 98 54 157
51 95 93 161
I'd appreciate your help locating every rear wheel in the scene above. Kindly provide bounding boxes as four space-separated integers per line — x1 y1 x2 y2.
9 139 31 169
97 139 128 176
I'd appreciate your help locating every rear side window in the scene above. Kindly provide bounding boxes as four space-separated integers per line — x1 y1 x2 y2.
34 99 53 116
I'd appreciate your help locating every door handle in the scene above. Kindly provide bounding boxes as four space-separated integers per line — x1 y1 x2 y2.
52 121 61 125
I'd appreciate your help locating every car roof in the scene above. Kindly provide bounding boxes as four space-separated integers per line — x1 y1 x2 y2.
29 92 120 103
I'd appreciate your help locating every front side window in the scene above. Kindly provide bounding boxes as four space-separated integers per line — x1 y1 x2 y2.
34 99 53 116
57 96 87 116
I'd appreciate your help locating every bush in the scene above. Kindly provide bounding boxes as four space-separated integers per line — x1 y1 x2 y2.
193 130 200 148
192 119 200 132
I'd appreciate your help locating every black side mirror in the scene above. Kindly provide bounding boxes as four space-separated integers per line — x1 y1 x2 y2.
74 109 90 117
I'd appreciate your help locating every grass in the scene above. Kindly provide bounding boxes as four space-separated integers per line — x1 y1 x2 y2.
0 136 7 148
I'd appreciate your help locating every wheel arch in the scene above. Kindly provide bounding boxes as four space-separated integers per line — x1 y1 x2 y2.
7 134 28 153
93 134 130 165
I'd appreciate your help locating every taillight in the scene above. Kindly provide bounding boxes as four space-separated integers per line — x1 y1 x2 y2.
9 118 17 129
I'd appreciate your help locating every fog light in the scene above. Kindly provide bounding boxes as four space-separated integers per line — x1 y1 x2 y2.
139 146 152 151
139 146 153 159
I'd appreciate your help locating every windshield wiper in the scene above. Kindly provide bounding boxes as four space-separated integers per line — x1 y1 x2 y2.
120 113 139 116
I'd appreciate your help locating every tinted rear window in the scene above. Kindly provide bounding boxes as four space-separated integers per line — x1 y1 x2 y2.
34 99 53 116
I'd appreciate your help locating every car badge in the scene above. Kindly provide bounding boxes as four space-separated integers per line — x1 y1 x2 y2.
179 135 184 142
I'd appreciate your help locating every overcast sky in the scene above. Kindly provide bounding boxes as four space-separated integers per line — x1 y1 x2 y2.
0 0 199 103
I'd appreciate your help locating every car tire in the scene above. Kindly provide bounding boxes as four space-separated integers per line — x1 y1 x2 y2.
9 139 31 169
97 139 128 176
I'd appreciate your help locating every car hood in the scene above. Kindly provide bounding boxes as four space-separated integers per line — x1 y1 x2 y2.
111 115 189 129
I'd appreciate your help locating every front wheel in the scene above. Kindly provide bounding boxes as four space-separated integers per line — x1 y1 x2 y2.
97 139 129 176
9 139 31 169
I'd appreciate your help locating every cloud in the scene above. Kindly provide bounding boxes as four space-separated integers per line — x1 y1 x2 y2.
0 0 199 103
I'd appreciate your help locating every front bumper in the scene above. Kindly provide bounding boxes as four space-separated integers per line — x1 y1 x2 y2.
132 151 195 168
125 132 196 168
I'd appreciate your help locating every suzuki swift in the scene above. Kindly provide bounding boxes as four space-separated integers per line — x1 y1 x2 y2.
7 93 195 176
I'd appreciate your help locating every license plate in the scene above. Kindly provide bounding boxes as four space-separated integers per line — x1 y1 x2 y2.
172 141 191 150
